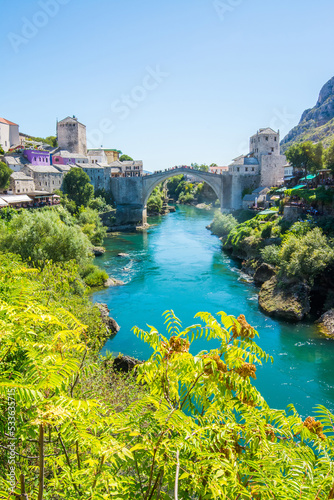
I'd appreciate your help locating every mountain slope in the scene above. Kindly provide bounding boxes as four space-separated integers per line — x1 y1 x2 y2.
281 76 334 152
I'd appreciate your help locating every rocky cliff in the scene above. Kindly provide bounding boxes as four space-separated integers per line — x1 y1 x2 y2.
281 76 334 151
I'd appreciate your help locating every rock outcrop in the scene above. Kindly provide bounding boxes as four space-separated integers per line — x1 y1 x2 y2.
113 355 143 373
253 263 276 285
281 76 334 151
316 309 334 337
92 246 106 256
258 277 311 321
96 303 120 335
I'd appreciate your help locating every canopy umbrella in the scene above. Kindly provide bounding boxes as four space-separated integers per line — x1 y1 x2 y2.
291 184 307 190
300 174 316 181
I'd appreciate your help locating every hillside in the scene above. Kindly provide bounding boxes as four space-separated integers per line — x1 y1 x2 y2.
281 76 334 151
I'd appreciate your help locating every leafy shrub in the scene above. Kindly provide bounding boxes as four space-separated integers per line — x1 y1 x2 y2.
83 267 109 287
279 227 334 283
77 207 107 245
210 212 238 237
147 194 163 213
260 244 280 266
178 191 195 204
0 209 92 266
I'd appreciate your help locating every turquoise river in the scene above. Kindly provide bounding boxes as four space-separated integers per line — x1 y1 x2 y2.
93 205 334 416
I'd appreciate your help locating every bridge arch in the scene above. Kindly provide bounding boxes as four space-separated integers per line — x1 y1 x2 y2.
109 167 250 226
142 168 223 207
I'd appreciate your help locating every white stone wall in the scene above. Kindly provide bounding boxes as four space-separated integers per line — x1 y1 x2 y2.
228 164 260 175
0 123 19 151
81 165 105 191
10 177 35 194
22 167 63 193
87 150 108 164
260 155 286 187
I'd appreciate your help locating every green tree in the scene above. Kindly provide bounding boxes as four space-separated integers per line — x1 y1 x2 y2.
77 207 107 245
285 141 324 177
0 161 12 189
119 154 134 162
0 145 4 155
62 168 94 207
325 139 334 174
191 163 209 172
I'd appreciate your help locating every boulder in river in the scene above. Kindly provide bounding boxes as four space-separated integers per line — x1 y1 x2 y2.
96 303 120 335
92 246 106 256
118 253 130 257
259 276 311 321
316 309 334 337
104 278 125 287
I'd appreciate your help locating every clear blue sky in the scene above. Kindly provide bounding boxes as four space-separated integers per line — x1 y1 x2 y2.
1 0 333 171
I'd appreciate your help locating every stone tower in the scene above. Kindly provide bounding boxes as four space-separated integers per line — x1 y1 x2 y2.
250 127 280 158
57 116 87 155
249 128 286 186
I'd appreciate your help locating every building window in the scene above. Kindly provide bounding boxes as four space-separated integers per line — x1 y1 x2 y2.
237 167 240 172
265 136 268 141
271 148 274 152
274 137 277 141
252 167 254 171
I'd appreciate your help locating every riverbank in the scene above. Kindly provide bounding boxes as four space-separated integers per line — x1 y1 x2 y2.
208 210 334 325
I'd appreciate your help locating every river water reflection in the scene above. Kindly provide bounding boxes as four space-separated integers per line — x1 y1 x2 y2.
93 205 334 416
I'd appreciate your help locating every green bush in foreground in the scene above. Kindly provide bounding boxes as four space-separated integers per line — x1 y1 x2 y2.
1 258 334 500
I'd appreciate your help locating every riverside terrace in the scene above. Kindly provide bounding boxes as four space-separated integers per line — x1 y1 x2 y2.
0 193 60 209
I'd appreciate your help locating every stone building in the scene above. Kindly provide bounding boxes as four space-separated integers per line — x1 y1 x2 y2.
250 128 286 186
87 149 108 165
3 155 28 172
104 149 121 163
52 150 89 166
22 165 63 193
79 164 106 191
229 128 286 187
23 149 51 166
9 172 35 194
109 160 143 177
0 118 20 152
57 116 87 155
87 148 121 164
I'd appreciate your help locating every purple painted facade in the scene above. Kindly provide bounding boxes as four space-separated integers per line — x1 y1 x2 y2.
52 155 76 166
23 149 50 166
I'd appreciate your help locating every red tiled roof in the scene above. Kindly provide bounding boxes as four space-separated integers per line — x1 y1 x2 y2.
0 117 18 126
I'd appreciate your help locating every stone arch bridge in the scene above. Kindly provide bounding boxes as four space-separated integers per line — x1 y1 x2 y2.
109 167 259 226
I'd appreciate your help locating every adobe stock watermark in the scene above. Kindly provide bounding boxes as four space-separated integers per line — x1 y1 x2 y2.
7 388 16 494
87 65 169 149
213 0 243 21
8 0 71 54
